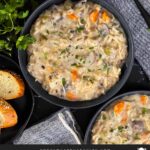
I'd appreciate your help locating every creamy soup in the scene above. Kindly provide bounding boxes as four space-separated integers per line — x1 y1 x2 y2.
92 94 150 144
27 0 127 101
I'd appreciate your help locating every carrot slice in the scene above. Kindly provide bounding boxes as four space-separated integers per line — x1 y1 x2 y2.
67 12 78 21
114 101 125 115
140 95 148 105
102 10 110 23
71 69 78 82
66 91 77 100
89 9 99 23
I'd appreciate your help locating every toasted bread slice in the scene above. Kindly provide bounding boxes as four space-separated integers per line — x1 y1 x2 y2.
0 99 18 128
0 70 25 100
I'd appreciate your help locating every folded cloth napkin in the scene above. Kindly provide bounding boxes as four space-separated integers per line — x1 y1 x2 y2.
139 0 150 14
106 0 150 79
14 108 83 144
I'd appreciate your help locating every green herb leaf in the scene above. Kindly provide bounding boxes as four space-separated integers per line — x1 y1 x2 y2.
102 114 107 120
83 75 95 84
75 55 79 59
142 107 148 115
43 52 48 59
104 48 111 55
80 18 86 24
99 54 102 59
88 69 92 72
76 26 85 32
89 47 94 50
17 10 29 19
14 26 22 34
62 78 66 87
118 126 124 132
134 133 140 140
103 64 108 70
0 9 8 15
16 35 36 50
0 40 11 51
0 0 30 56
9 0 25 9
71 63 82 67
60 47 70 54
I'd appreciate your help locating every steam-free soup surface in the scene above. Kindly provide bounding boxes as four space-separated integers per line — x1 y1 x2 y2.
27 0 127 101
92 94 150 144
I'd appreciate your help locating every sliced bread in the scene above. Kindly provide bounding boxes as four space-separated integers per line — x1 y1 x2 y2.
0 99 18 128
0 70 25 100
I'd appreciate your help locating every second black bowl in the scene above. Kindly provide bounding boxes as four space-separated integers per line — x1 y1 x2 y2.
84 91 150 144
18 0 134 109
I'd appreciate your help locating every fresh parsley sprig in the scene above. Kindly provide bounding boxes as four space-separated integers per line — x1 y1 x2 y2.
0 0 35 56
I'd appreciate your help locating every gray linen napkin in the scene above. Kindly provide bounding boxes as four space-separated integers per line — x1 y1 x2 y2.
139 0 150 14
105 0 150 79
14 108 83 144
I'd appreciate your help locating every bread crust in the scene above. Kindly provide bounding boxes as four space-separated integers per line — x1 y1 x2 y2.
0 99 18 128
0 70 25 100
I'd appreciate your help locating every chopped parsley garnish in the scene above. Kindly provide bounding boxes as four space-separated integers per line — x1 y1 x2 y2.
102 63 110 74
75 55 85 63
76 26 85 32
104 48 111 55
142 107 148 115
103 64 109 70
80 18 86 24
102 114 107 120
118 126 124 132
62 78 66 87
134 133 140 140
43 52 48 59
60 47 69 54
71 63 82 67
75 45 79 49
79 57 83 62
89 47 94 50
99 54 102 59
83 75 95 84
75 55 79 59
88 69 92 72
46 30 49 34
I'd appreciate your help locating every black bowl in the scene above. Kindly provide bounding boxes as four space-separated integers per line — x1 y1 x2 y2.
0 55 34 144
84 91 150 144
18 0 134 109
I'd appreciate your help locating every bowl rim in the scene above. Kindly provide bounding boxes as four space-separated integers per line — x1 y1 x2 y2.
0 54 35 144
84 90 150 144
18 0 134 109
